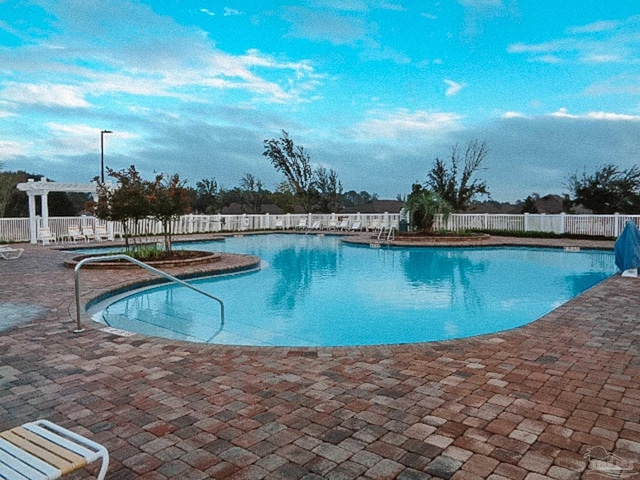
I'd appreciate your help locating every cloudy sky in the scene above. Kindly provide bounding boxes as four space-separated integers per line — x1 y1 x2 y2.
1 0 639 202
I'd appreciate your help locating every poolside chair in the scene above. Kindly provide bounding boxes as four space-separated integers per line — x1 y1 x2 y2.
67 225 86 243
94 225 111 241
350 221 362 231
274 219 284 230
327 220 338 230
0 245 24 260
82 226 97 242
295 219 307 230
338 219 350 230
37 227 57 245
309 221 322 230
367 221 382 232
0 419 109 479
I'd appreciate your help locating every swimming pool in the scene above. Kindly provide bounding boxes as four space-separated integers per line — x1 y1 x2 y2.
88 234 616 347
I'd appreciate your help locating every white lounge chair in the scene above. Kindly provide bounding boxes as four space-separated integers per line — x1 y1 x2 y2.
327 220 338 230
295 219 307 230
338 220 350 230
94 225 111 241
274 219 284 230
37 227 57 245
0 419 109 479
368 221 382 232
350 221 362 231
309 221 322 230
0 245 24 260
67 226 86 243
82 226 97 242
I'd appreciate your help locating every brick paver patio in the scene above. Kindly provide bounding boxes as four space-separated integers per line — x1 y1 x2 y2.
1 234 638 479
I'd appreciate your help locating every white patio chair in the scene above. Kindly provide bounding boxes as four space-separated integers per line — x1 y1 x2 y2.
82 226 97 242
67 225 86 243
274 219 284 230
0 245 24 260
94 225 111 241
338 220 350 230
0 419 109 479
350 221 362 231
37 227 57 245
295 219 307 230
367 221 382 232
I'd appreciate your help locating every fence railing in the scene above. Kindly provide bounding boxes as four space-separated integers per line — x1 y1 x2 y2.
1 212 638 243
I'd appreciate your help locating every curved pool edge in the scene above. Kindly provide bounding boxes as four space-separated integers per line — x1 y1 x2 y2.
81 236 617 348
83 253 262 317
83 271 624 356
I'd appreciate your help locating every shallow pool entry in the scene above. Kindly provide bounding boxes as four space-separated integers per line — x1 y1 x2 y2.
89 234 616 347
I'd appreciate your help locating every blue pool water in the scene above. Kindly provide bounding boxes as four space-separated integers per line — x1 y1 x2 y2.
87 234 616 347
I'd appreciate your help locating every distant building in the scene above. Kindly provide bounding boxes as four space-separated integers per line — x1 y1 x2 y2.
341 200 404 214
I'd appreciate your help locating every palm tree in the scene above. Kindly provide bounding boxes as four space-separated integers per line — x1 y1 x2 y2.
405 189 452 234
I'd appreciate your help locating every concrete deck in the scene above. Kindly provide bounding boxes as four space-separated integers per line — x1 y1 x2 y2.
0 234 638 479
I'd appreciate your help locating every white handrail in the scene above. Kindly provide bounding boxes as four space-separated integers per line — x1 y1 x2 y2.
73 254 224 333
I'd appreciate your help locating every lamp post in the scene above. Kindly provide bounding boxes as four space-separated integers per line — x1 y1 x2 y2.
100 130 113 183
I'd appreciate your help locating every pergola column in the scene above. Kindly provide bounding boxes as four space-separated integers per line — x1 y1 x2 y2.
41 192 49 228
27 192 38 244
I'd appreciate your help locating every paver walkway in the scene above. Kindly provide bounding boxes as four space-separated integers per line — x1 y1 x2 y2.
0 235 638 479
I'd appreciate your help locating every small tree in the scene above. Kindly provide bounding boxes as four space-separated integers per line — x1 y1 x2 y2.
272 181 296 213
567 164 640 214
427 140 490 211
92 165 149 251
194 178 221 214
147 173 191 252
520 194 539 214
405 185 452 234
239 173 267 214
313 166 343 213
263 130 315 212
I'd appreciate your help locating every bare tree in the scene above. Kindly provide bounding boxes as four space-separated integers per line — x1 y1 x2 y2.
427 140 490 211
263 130 315 212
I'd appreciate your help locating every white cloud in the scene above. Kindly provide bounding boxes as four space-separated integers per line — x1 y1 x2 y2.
568 20 620 34
223 7 243 16
502 111 525 119
549 108 640 121
353 109 463 139
444 79 466 96
1 83 90 108
0 140 25 158
508 15 640 64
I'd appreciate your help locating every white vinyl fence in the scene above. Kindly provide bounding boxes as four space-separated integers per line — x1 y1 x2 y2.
1 212 639 243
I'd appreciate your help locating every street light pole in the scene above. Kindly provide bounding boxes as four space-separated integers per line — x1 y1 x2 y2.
100 130 113 183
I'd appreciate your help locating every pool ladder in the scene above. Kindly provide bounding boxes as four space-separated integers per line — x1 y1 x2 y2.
73 254 225 333
377 225 396 244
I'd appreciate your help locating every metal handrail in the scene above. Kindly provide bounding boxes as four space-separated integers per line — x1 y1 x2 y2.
386 225 396 242
73 254 224 333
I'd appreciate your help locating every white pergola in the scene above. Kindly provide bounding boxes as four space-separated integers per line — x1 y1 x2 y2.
17 178 98 244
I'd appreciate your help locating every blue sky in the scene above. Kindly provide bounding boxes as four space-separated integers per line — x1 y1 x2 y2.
1 0 639 202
